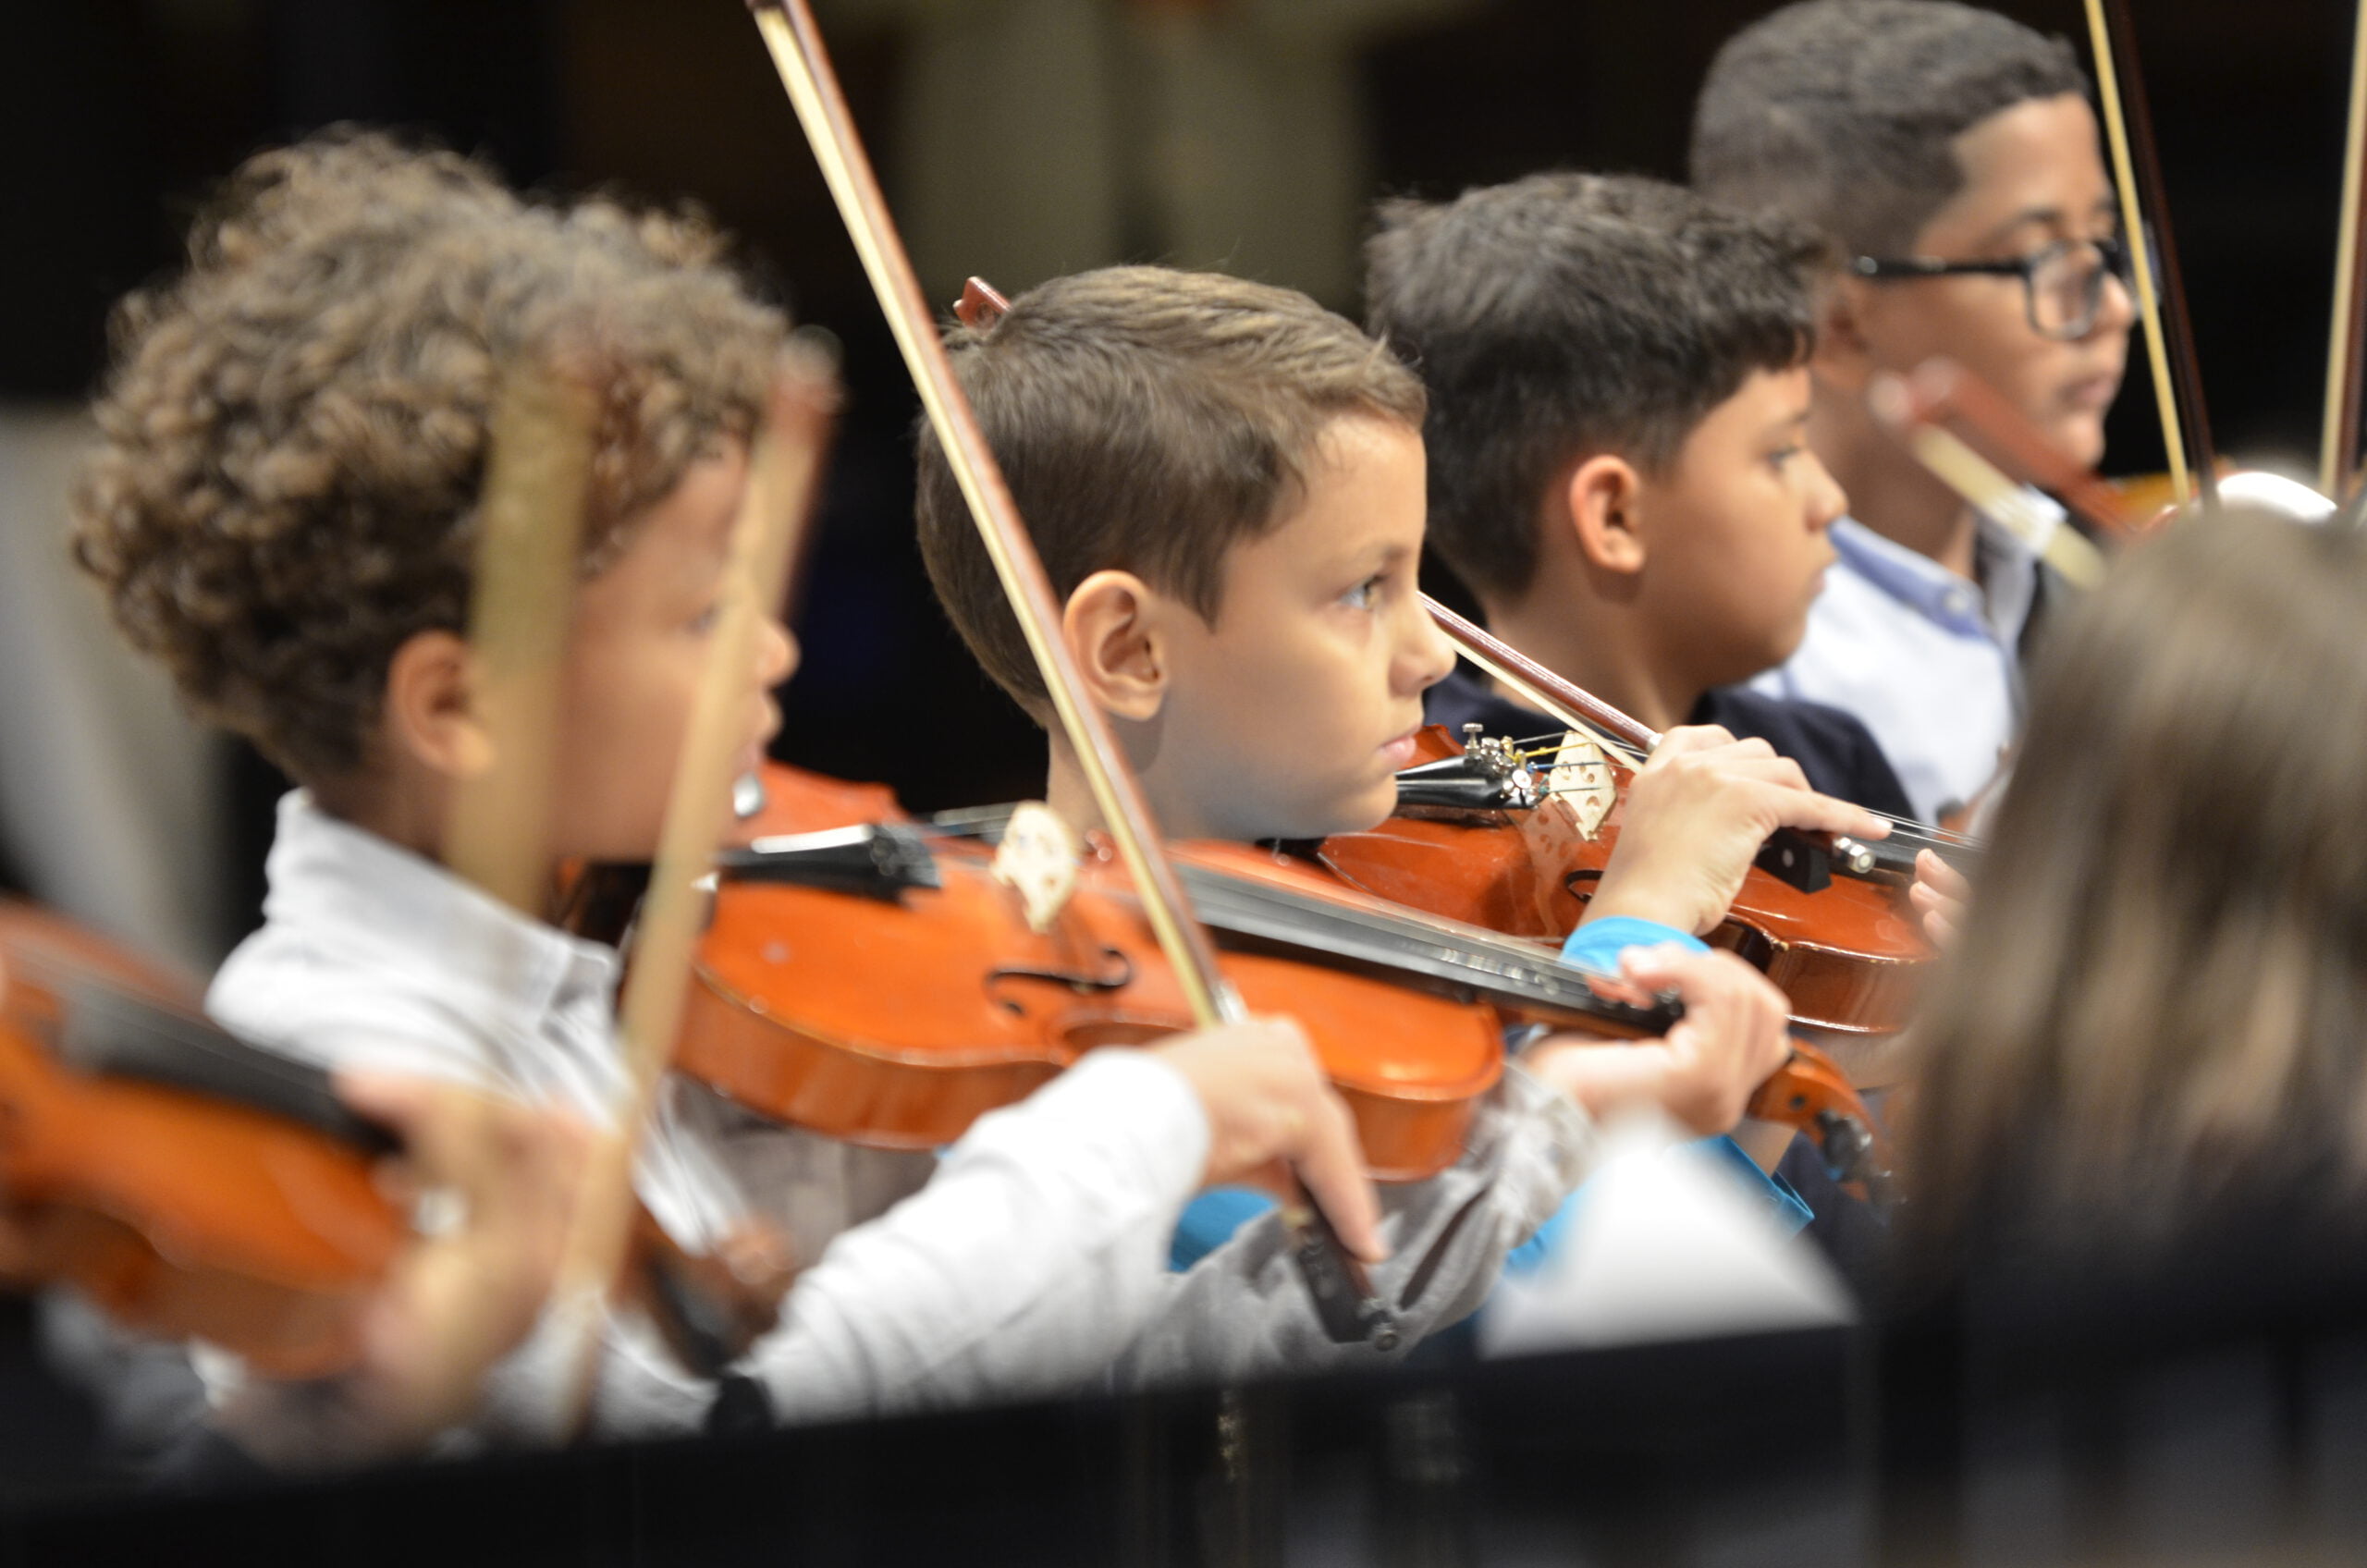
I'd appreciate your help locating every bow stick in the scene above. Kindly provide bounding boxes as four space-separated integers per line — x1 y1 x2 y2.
2084 0 2215 505
438 362 604 1429
548 351 840 1432
1422 596 1659 761
2324 0 2367 503
445 366 598 914
1421 594 1980 875
742 0 1396 1348
1865 356 2129 591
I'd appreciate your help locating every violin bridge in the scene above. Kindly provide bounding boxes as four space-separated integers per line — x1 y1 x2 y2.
991 802 1083 934
1546 730 1614 838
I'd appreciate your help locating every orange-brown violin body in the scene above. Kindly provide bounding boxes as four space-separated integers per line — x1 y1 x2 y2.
0 902 791 1379
1317 728 1931 1037
679 766 1892 1191
0 903 401 1377
681 832 1503 1182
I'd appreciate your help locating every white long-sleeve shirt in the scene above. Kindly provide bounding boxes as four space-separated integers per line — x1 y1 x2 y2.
205 793 1598 1442
205 791 1220 1439
1748 510 2048 823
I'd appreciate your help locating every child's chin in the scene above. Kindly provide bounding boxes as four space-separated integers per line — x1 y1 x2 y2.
2050 411 2109 470
1331 779 1403 838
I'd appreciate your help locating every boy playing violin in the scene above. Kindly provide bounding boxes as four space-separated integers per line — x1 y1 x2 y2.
915 264 1895 1324
1364 171 1911 818
1364 172 1936 1277
71 130 1384 1456
1690 0 2133 823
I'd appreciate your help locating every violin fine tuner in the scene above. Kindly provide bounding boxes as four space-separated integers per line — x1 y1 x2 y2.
1828 837 1878 877
1392 727 1544 815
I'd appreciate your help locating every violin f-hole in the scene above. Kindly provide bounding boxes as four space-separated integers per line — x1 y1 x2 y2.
985 944 1134 1008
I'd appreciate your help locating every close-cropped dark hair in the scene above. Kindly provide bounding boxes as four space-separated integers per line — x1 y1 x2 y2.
1690 0 2089 257
72 129 784 781
1364 172 1824 600
1897 508 2367 1304
916 265 1425 719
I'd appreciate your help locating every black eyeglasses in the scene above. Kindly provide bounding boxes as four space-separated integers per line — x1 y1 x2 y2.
1851 235 2132 341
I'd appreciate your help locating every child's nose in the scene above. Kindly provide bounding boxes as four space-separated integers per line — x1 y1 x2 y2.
1398 597 1457 694
757 615 799 686
1804 453 1847 533
2092 265 2138 337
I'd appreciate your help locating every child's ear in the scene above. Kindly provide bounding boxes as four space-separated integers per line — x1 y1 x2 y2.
1061 570 1169 721
1812 277 1878 394
1564 454 1649 576
382 629 496 781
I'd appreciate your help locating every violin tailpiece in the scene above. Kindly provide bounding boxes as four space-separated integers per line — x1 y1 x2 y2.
719 824 942 900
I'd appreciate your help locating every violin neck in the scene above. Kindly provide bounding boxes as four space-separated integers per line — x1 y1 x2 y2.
49 980 398 1156
1172 859 1676 1036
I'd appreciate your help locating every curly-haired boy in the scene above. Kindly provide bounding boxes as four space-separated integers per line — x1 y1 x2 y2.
74 130 1383 1456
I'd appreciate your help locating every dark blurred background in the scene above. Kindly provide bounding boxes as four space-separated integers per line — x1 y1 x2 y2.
0 0 2350 952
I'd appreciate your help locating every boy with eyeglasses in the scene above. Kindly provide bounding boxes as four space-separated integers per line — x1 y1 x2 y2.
1690 0 2133 823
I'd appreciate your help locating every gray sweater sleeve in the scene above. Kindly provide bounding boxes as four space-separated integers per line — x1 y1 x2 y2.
1110 1063 1596 1390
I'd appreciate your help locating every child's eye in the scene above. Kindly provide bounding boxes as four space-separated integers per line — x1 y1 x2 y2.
1342 573 1386 610
1767 445 1803 471
687 603 723 634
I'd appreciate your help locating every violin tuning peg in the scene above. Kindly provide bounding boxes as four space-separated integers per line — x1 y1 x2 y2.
954 276 1012 332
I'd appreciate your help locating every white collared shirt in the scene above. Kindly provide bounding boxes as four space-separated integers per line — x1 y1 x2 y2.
1750 508 2049 822
206 791 1217 1439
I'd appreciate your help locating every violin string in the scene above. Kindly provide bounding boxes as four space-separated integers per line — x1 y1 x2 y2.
1515 777 1977 857
1481 726 1978 851
1178 883 1642 1022
1444 649 1971 888
1515 770 1961 844
876 815 1614 983
0 938 309 1081
1166 859 1639 998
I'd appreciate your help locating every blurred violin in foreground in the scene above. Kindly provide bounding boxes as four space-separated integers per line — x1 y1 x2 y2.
0 902 789 1380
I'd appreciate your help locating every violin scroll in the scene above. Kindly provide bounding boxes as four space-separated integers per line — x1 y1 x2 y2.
1745 1042 1895 1203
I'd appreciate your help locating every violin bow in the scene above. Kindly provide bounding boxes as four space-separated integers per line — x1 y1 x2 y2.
1420 595 1661 762
2323 0 2367 504
445 366 598 915
1422 593 1981 869
743 0 1397 1348
2085 0 2216 505
1866 356 2129 586
547 353 840 1432
435 362 604 1421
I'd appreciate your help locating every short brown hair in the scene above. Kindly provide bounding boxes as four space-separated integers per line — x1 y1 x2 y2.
1366 173 1825 599
1690 0 2088 257
72 129 785 780
915 265 1425 718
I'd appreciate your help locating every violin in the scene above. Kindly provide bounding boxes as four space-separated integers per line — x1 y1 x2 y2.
1318 723 1927 1040
1315 599 1952 1040
0 901 789 1382
671 769 1892 1195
